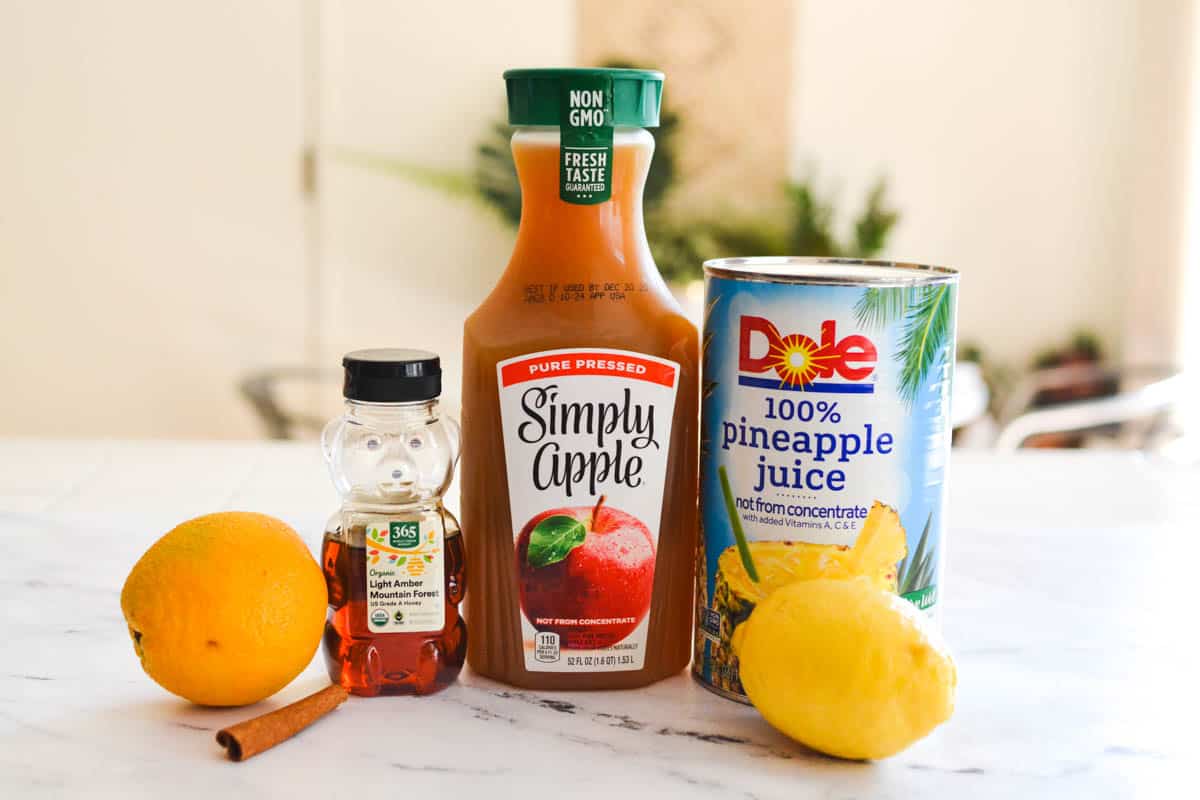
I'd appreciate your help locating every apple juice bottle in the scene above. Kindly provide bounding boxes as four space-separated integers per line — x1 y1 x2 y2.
321 349 466 695
461 68 699 689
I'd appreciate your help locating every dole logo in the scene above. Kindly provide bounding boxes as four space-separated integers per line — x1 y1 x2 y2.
738 316 876 392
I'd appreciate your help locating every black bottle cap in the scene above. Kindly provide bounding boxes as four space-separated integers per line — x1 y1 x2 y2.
342 349 441 403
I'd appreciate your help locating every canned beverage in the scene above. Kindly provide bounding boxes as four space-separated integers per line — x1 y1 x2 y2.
694 257 959 702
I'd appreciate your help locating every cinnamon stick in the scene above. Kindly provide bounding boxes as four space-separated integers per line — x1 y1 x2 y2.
216 684 348 762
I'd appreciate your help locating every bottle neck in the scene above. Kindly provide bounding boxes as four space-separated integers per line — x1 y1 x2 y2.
343 398 440 427
507 127 655 282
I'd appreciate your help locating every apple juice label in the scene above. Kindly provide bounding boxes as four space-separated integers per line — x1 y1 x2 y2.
363 519 445 634
496 348 680 672
558 74 613 204
695 267 957 701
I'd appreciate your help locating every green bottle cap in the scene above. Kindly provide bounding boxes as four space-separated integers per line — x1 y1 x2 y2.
503 67 663 128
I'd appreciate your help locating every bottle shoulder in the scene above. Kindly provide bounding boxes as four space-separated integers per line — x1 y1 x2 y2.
465 286 698 356
336 499 449 516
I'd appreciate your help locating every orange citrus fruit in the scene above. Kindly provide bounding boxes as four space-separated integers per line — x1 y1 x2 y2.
120 512 327 706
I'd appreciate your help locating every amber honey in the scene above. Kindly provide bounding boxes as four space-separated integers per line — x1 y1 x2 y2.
322 526 466 696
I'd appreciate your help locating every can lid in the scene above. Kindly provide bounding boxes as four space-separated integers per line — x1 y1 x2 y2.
504 67 663 127
342 349 441 403
703 257 958 286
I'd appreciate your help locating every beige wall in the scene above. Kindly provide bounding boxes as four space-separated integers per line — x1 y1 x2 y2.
577 0 792 213
316 1 573 423
0 1 573 438
790 0 1188 368
1 2 1194 439
1122 0 1196 367
0 1 309 438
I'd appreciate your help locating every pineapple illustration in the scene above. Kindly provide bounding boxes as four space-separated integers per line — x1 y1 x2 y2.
708 502 906 695
695 291 721 682
693 516 710 667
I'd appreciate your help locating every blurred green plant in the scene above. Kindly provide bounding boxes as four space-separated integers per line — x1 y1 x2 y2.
1033 330 1103 370
959 329 1107 420
643 178 898 283
334 59 900 284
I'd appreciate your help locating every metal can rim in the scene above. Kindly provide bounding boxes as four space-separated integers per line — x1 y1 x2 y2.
703 256 958 286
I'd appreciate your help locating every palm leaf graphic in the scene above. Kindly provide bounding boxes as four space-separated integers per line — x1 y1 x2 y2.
700 293 722 458
854 284 955 406
701 294 722 401
896 284 954 405
853 286 911 329
702 293 722 346
897 513 934 595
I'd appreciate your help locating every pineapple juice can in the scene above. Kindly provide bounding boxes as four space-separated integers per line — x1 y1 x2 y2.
695 257 959 702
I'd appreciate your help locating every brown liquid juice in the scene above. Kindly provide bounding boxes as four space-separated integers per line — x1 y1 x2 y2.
461 129 699 689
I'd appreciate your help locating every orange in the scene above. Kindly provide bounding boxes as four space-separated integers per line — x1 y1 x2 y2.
120 512 327 706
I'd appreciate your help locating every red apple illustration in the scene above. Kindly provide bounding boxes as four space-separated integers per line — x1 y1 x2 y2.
516 496 655 650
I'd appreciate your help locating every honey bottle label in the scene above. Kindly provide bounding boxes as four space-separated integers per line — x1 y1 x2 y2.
363 519 445 633
495 348 680 672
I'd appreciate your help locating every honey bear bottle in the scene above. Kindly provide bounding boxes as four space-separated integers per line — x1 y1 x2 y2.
321 349 466 696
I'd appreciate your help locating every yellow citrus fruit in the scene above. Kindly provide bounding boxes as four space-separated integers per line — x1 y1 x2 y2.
121 512 327 706
735 577 956 760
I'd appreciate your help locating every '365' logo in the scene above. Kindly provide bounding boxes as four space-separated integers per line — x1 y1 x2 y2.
389 521 420 549
738 316 876 391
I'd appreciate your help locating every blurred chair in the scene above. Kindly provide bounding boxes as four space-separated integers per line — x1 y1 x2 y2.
239 367 339 440
243 360 992 441
950 361 989 430
994 364 1184 451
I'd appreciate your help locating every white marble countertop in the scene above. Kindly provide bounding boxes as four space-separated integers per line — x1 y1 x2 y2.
0 440 1194 798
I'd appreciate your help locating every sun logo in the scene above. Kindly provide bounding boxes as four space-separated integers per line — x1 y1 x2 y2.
769 334 836 388
739 316 878 388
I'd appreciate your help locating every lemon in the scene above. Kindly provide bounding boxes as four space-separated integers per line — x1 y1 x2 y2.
706 502 908 696
121 512 327 707
735 577 955 760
